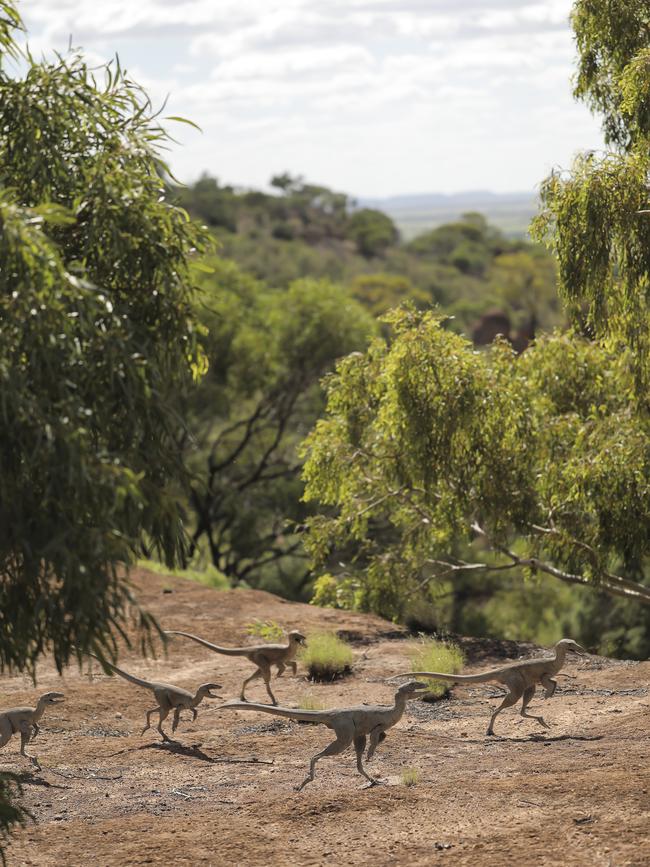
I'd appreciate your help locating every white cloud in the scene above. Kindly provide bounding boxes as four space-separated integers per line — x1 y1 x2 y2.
16 0 603 195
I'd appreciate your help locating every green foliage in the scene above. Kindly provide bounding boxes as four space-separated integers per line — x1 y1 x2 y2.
0 0 210 844
176 176 558 335
400 767 420 786
245 619 285 642
184 259 375 592
0 2 210 671
298 692 326 711
572 0 650 148
409 638 464 700
346 208 398 258
299 632 354 681
0 773 28 862
138 559 228 590
302 308 650 620
350 273 430 318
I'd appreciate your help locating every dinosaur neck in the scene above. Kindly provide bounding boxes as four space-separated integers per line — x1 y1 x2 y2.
33 698 48 721
551 643 569 671
191 691 205 707
392 691 408 720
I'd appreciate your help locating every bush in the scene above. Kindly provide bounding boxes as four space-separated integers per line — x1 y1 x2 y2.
410 638 464 701
300 632 354 681
245 619 285 642
400 767 420 787
298 693 325 711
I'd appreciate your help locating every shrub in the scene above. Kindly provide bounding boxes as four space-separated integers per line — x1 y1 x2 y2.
300 632 354 681
298 693 325 711
400 767 420 787
245 619 285 642
410 638 464 701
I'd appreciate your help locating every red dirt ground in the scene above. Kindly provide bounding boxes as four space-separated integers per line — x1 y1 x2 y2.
2 567 649 866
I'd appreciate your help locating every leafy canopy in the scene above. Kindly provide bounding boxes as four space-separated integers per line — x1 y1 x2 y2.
0 0 209 674
302 308 650 619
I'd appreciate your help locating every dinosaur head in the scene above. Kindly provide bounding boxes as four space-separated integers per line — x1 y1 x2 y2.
288 630 307 647
40 692 65 705
556 639 586 654
396 680 428 697
197 683 223 699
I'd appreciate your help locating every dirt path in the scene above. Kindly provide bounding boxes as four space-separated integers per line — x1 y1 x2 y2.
3 568 649 866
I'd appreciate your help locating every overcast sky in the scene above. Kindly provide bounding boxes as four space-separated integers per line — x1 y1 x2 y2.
19 0 604 197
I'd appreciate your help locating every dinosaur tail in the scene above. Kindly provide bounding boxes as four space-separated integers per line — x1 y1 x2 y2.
219 700 326 723
83 651 153 690
396 671 495 684
165 631 250 656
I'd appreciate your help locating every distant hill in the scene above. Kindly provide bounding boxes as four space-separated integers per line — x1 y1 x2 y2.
359 191 539 240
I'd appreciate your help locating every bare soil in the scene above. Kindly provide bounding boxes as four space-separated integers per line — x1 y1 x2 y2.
3 568 649 866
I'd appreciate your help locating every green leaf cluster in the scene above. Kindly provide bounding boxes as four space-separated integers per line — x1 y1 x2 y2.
302 308 650 619
0 2 209 673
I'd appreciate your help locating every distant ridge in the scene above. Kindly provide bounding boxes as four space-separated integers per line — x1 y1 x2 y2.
358 190 539 240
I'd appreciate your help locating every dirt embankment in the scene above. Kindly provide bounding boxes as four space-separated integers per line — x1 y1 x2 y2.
2 568 649 866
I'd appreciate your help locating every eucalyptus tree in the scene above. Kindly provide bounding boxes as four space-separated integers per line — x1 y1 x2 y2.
302 309 650 619
300 1 650 629
0 1 209 836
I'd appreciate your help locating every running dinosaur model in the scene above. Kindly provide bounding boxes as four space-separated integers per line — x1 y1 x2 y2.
164 628 307 706
82 651 222 742
389 639 585 736
0 692 64 770
220 680 427 790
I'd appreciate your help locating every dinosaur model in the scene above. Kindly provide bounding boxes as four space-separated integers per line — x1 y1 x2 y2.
389 638 585 735
83 651 222 741
0 692 64 770
220 680 427 790
164 628 306 705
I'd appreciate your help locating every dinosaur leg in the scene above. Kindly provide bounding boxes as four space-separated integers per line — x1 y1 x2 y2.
287 661 298 677
142 706 161 735
259 662 278 706
520 685 550 730
157 707 174 742
295 730 354 792
19 722 40 770
31 722 40 741
354 735 379 788
171 707 182 733
541 673 558 699
240 669 262 702
366 728 386 761
276 662 286 678
0 718 12 750
486 686 524 736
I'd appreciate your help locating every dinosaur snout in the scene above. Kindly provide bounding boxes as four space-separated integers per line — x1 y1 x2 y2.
45 692 65 704
203 683 223 697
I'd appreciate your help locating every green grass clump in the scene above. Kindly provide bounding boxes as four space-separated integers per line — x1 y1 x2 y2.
138 559 229 590
300 632 354 681
400 767 420 787
245 619 285 642
410 637 464 701
298 693 326 711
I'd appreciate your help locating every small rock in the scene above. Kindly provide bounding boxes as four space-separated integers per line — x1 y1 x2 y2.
115 712 122 719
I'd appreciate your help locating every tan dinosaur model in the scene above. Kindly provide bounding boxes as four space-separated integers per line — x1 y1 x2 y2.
389 638 585 736
164 629 307 706
83 651 222 742
220 680 427 790
0 692 64 770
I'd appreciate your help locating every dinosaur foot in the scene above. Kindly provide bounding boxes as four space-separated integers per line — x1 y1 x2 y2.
361 778 382 789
